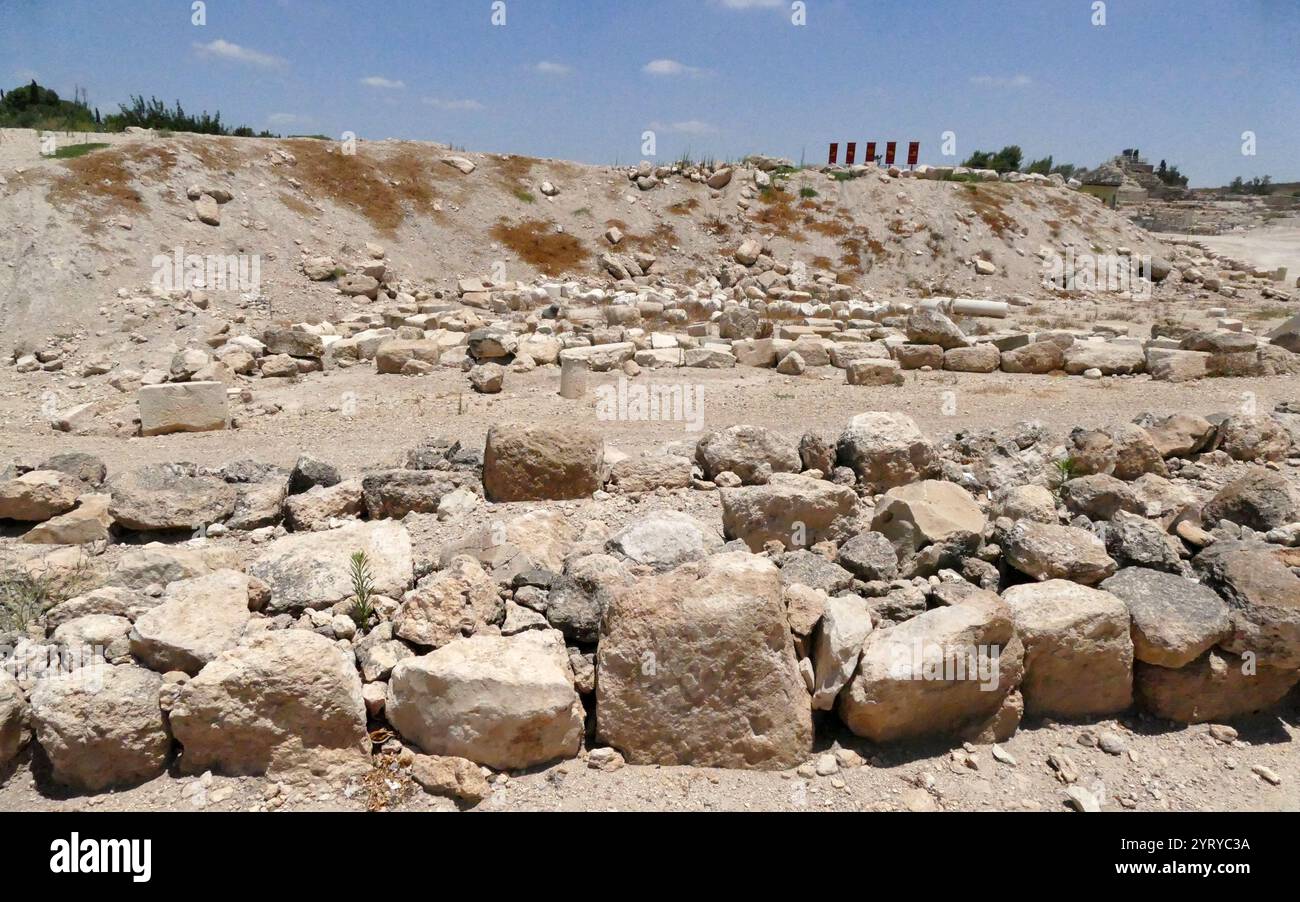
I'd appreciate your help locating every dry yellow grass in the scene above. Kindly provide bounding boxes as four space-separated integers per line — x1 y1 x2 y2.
490 218 591 276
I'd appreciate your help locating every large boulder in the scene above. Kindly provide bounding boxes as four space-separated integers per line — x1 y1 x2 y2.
1194 542 1300 669
837 412 940 491
1201 469 1300 532
1000 340 1065 374
386 630 584 769
695 425 801 484
839 594 1024 742
138 382 229 436
607 454 693 494
392 555 504 649
1003 521 1117 585
1002 580 1133 717
1215 415 1292 463
0 470 84 522
721 473 858 551
248 521 413 614
607 509 723 570
836 530 900 581
21 494 114 544
1063 343 1145 375
1060 474 1140 521
169 630 368 777
108 463 237 532
128 570 255 675
1135 651 1300 723
871 480 986 552
1110 424 1168 481
596 553 813 769
905 308 968 349
483 423 603 502
1100 567 1231 668
1143 413 1216 458
811 595 874 710
28 664 170 791
0 671 29 769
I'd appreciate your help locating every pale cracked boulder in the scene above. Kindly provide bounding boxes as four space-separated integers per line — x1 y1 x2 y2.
170 630 368 778
1216 414 1292 462
1101 568 1230 668
837 412 940 492
249 520 413 613
108 463 237 532
0 671 28 769
21 494 114 544
1002 580 1133 717
1063 343 1146 375
392 555 504 649
845 358 904 386
905 308 968 349
375 339 443 374
1144 413 1216 459
29 663 170 791
871 480 986 552
811 595 874 711
1135 650 1300 724
1003 521 1117 585
129 570 254 675
839 594 1024 742
1195 541 1300 669
721 473 858 551
695 425 801 485
596 553 813 769
0 470 83 522
992 484 1058 524
138 382 229 436
1000 340 1065 374
607 454 692 494
1202 469 1300 532
483 423 603 502
607 509 722 570
943 345 1000 373
387 630 583 770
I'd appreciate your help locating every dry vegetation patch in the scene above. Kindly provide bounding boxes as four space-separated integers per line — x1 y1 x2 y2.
285 140 439 235
491 218 591 276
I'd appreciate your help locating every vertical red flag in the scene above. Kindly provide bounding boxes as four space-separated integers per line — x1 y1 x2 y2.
885 142 897 166
828 143 839 165
865 142 876 164
845 142 857 165
907 141 920 167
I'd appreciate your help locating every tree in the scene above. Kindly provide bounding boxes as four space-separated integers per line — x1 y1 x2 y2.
1024 155 1053 175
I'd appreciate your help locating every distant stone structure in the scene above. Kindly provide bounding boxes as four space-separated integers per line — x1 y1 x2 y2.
1079 149 1188 208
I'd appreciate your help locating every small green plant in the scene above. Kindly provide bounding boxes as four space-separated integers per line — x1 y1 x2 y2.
513 188 536 204
800 187 818 199
347 551 376 631
1052 457 1079 491
0 558 91 633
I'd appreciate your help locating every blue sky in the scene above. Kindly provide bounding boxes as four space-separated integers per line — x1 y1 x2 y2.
4 0 1297 186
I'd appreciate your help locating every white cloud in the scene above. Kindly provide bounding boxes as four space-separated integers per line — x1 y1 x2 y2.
643 59 706 77
360 76 406 89
651 119 720 135
423 97 485 111
193 39 286 69
715 0 783 8
969 74 1033 88
534 61 573 76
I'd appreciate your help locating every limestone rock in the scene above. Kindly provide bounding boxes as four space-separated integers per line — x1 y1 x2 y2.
596 553 812 769
387 630 583 769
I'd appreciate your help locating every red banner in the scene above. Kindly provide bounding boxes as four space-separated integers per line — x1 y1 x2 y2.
908 142 920 167
885 142 897 166
828 142 838 165
865 142 876 164
845 142 856 166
